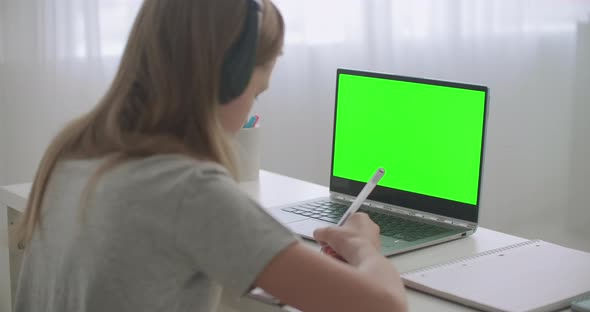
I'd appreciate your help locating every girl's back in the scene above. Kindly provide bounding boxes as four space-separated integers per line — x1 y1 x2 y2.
16 155 295 312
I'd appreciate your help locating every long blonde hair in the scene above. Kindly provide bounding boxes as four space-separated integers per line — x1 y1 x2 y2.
17 0 284 248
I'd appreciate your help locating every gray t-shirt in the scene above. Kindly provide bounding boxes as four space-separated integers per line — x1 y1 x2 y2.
15 155 297 312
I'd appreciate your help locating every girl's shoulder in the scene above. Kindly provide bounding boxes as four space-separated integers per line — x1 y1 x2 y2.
58 154 235 202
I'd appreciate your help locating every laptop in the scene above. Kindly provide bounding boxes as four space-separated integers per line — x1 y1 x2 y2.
270 68 489 256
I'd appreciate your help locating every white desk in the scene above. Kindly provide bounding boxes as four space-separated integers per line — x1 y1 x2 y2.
1 171 543 312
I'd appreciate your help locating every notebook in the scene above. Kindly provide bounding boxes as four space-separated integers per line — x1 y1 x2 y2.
401 240 590 312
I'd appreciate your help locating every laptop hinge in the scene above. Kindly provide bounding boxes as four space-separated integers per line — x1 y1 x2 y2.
330 192 476 230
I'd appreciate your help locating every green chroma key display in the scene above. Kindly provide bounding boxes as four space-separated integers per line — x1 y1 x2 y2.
333 73 486 205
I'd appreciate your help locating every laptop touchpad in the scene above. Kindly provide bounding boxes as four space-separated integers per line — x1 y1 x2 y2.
289 219 333 240
268 208 308 224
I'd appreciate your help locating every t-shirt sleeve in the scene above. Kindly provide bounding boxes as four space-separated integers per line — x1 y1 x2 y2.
174 168 298 295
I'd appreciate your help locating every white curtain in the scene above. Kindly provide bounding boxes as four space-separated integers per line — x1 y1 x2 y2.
1 0 590 246
0 0 143 187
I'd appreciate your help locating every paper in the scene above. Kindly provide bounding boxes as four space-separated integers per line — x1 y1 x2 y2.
402 240 590 312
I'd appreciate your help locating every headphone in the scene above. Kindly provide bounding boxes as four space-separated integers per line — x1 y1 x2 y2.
219 0 263 104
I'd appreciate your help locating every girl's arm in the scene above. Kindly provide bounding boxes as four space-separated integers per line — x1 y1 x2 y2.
256 213 408 312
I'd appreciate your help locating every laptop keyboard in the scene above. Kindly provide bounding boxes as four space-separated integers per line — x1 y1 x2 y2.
281 199 451 242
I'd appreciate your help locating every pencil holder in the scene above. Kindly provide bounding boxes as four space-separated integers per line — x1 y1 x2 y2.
235 126 260 181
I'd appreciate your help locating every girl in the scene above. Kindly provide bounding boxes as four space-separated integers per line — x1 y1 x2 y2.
15 0 407 311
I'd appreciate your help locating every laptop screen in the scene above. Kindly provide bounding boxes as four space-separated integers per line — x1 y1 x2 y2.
330 69 488 223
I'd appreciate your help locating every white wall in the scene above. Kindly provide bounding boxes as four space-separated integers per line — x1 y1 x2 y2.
0 0 6 185
0 77 5 186
0 0 589 249
0 91 5 186
568 19 590 237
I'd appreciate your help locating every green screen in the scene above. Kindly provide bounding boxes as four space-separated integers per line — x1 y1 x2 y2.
333 73 486 205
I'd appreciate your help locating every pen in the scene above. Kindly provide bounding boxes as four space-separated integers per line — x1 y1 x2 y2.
337 168 385 226
321 168 386 261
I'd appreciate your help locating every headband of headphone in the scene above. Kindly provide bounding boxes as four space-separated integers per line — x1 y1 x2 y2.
219 0 263 104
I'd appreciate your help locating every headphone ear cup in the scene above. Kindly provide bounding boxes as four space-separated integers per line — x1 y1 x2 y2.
219 1 260 104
